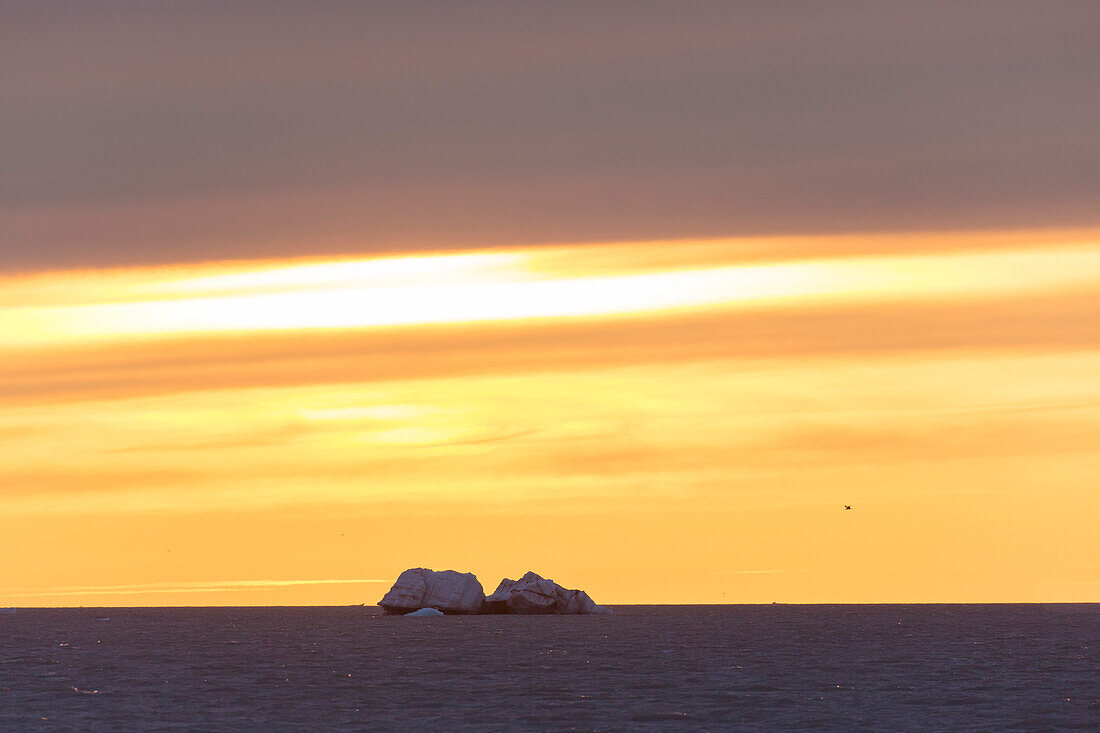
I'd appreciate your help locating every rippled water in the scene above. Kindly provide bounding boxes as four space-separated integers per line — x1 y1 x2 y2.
2 605 1098 730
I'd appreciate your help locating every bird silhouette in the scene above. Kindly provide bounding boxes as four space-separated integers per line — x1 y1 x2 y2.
844 505 852 510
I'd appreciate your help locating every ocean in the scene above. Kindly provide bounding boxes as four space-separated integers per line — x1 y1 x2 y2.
2 605 1098 730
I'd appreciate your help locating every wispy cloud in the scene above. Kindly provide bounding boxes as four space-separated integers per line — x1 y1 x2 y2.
5 579 388 598
715 570 813 575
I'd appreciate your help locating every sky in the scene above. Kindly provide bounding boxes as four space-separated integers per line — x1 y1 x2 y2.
2 1 1100 606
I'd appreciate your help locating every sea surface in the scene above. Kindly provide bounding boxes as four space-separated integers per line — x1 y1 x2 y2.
2 605 1098 730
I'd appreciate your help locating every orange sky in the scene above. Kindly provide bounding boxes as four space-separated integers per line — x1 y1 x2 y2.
3 228 1100 606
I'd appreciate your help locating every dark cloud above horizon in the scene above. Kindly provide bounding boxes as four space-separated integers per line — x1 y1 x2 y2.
2 0 1099 271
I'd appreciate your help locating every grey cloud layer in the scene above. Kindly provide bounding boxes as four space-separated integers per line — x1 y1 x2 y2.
3 1 1099 269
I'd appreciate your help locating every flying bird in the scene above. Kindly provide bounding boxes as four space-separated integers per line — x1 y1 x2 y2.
844 505 852 510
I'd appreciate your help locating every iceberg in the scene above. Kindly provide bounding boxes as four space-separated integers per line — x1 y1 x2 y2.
483 571 611 615
378 568 485 615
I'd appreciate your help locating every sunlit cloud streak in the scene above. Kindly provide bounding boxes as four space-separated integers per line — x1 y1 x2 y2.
3 238 1099 348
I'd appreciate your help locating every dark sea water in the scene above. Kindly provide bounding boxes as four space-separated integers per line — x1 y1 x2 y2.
2 605 1098 731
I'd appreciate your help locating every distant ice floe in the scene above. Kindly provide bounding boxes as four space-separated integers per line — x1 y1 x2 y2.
404 607 445 618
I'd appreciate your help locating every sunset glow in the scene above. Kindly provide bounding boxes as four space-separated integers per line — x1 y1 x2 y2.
4 229 1100 606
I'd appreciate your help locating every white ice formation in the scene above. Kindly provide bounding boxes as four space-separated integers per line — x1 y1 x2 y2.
483 571 612 615
378 568 486 615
